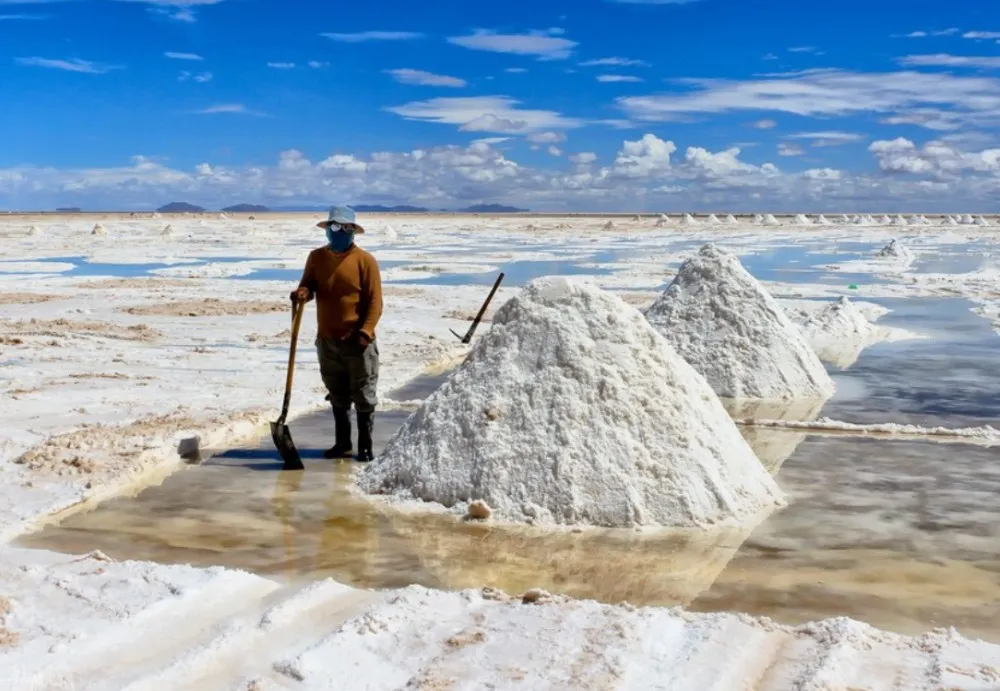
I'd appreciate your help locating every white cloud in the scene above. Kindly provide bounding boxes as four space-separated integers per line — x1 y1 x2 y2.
7 135 1000 212
579 57 649 67
787 131 865 147
268 62 295 69
618 69 1000 130
179 70 212 82
898 53 1000 69
14 57 120 74
527 131 567 144
321 31 423 42
752 118 778 129
193 104 265 116
763 53 778 60
387 96 581 133
447 28 577 60
504 67 528 73
869 137 1000 176
113 0 225 22
386 68 467 88
308 61 328 69
597 74 643 83
164 51 202 61
899 31 928 38
548 145 563 157
0 13 46 20
605 0 704 3
472 137 511 145
788 46 819 53
963 31 1000 40
778 142 805 156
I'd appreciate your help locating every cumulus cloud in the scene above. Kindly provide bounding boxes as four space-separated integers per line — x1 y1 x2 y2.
963 31 1000 40
386 68 467 88
447 28 577 60
5 134 1000 213
778 143 805 156
618 69 1000 130
387 96 581 133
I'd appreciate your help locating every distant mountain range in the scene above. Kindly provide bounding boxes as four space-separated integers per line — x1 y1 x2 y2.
152 201 528 213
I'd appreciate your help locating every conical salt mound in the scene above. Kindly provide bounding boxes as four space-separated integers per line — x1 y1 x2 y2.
816 214 831 225
152 212 162 219
794 214 812 225
944 216 958 226
707 214 721 224
877 239 913 261
603 220 616 231
976 216 990 227
839 215 851 224
655 217 669 227
644 245 835 401
161 224 174 236
384 224 398 239
763 214 780 225
961 214 975 225
725 214 739 224
358 277 785 529
91 223 107 236
891 214 907 226
632 215 642 222
752 214 764 225
27 225 39 236
680 213 699 226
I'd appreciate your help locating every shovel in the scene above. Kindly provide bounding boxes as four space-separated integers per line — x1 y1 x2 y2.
271 298 306 471
450 272 505 344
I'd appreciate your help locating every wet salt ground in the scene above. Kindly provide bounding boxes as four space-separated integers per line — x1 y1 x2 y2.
14 237 1000 644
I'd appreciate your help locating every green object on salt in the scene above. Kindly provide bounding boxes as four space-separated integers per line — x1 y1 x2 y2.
848 283 858 290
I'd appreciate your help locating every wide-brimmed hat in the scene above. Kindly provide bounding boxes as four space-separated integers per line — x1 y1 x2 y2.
316 205 365 233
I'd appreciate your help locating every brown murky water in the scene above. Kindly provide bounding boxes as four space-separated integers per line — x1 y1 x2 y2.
18 335 1000 644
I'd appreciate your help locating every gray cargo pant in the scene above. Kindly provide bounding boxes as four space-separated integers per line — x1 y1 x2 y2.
315 337 379 413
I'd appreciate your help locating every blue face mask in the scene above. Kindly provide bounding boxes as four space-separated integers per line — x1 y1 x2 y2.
325 223 355 252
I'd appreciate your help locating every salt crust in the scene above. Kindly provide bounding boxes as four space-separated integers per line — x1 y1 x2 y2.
358 276 784 529
644 244 836 400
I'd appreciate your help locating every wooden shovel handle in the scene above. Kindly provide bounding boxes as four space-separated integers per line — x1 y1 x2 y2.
281 299 305 417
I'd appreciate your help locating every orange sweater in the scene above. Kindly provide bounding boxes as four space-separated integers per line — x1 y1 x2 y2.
298 245 383 341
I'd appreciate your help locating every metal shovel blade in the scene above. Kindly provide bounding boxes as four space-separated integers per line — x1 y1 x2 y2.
270 420 304 471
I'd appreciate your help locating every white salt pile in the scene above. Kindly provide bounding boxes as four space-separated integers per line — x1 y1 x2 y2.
603 221 616 231
27 225 39 236
161 224 174 236
384 224 399 240
763 213 780 225
91 223 107 236
358 277 785 529
944 215 959 226
752 213 764 225
725 214 739 224
219 213 228 220
800 296 881 369
839 215 851 224
878 214 892 225
644 244 835 401
976 215 990 227
877 239 913 261
632 215 642 222
961 214 975 225
681 213 699 226
794 213 812 225
152 212 162 219
707 214 721 224
816 215 831 225
906 215 921 226
891 214 907 226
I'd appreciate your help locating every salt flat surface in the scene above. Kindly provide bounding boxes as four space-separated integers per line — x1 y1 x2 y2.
4 214 1000 687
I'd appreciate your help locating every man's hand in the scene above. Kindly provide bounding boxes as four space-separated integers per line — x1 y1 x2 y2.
290 287 310 304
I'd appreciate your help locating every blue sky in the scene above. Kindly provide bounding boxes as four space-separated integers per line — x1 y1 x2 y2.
2 0 1000 211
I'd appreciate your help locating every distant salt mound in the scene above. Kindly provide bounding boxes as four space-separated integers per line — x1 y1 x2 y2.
655 216 670 228
943 216 959 226
358 277 784 528
633 215 642 222
725 214 739 225
644 245 835 401
752 214 764 225
91 223 107 236
891 215 907 226
801 296 882 369
603 221 616 231
815 215 831 225
384 224 399 240
876 239 914 263
976 216 990 227
961 214 975 225
763 214 780 226
27 225 39 237
707 214 721 225
219 213 228 220
152 212 162 219
681 213 699 226
794 214 812 225
161 224 174 236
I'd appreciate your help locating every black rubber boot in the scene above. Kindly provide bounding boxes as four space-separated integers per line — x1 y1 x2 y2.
356 410 374 463
324 407 353 459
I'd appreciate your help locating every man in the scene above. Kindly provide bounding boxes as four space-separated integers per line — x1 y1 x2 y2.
291 205 383 462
